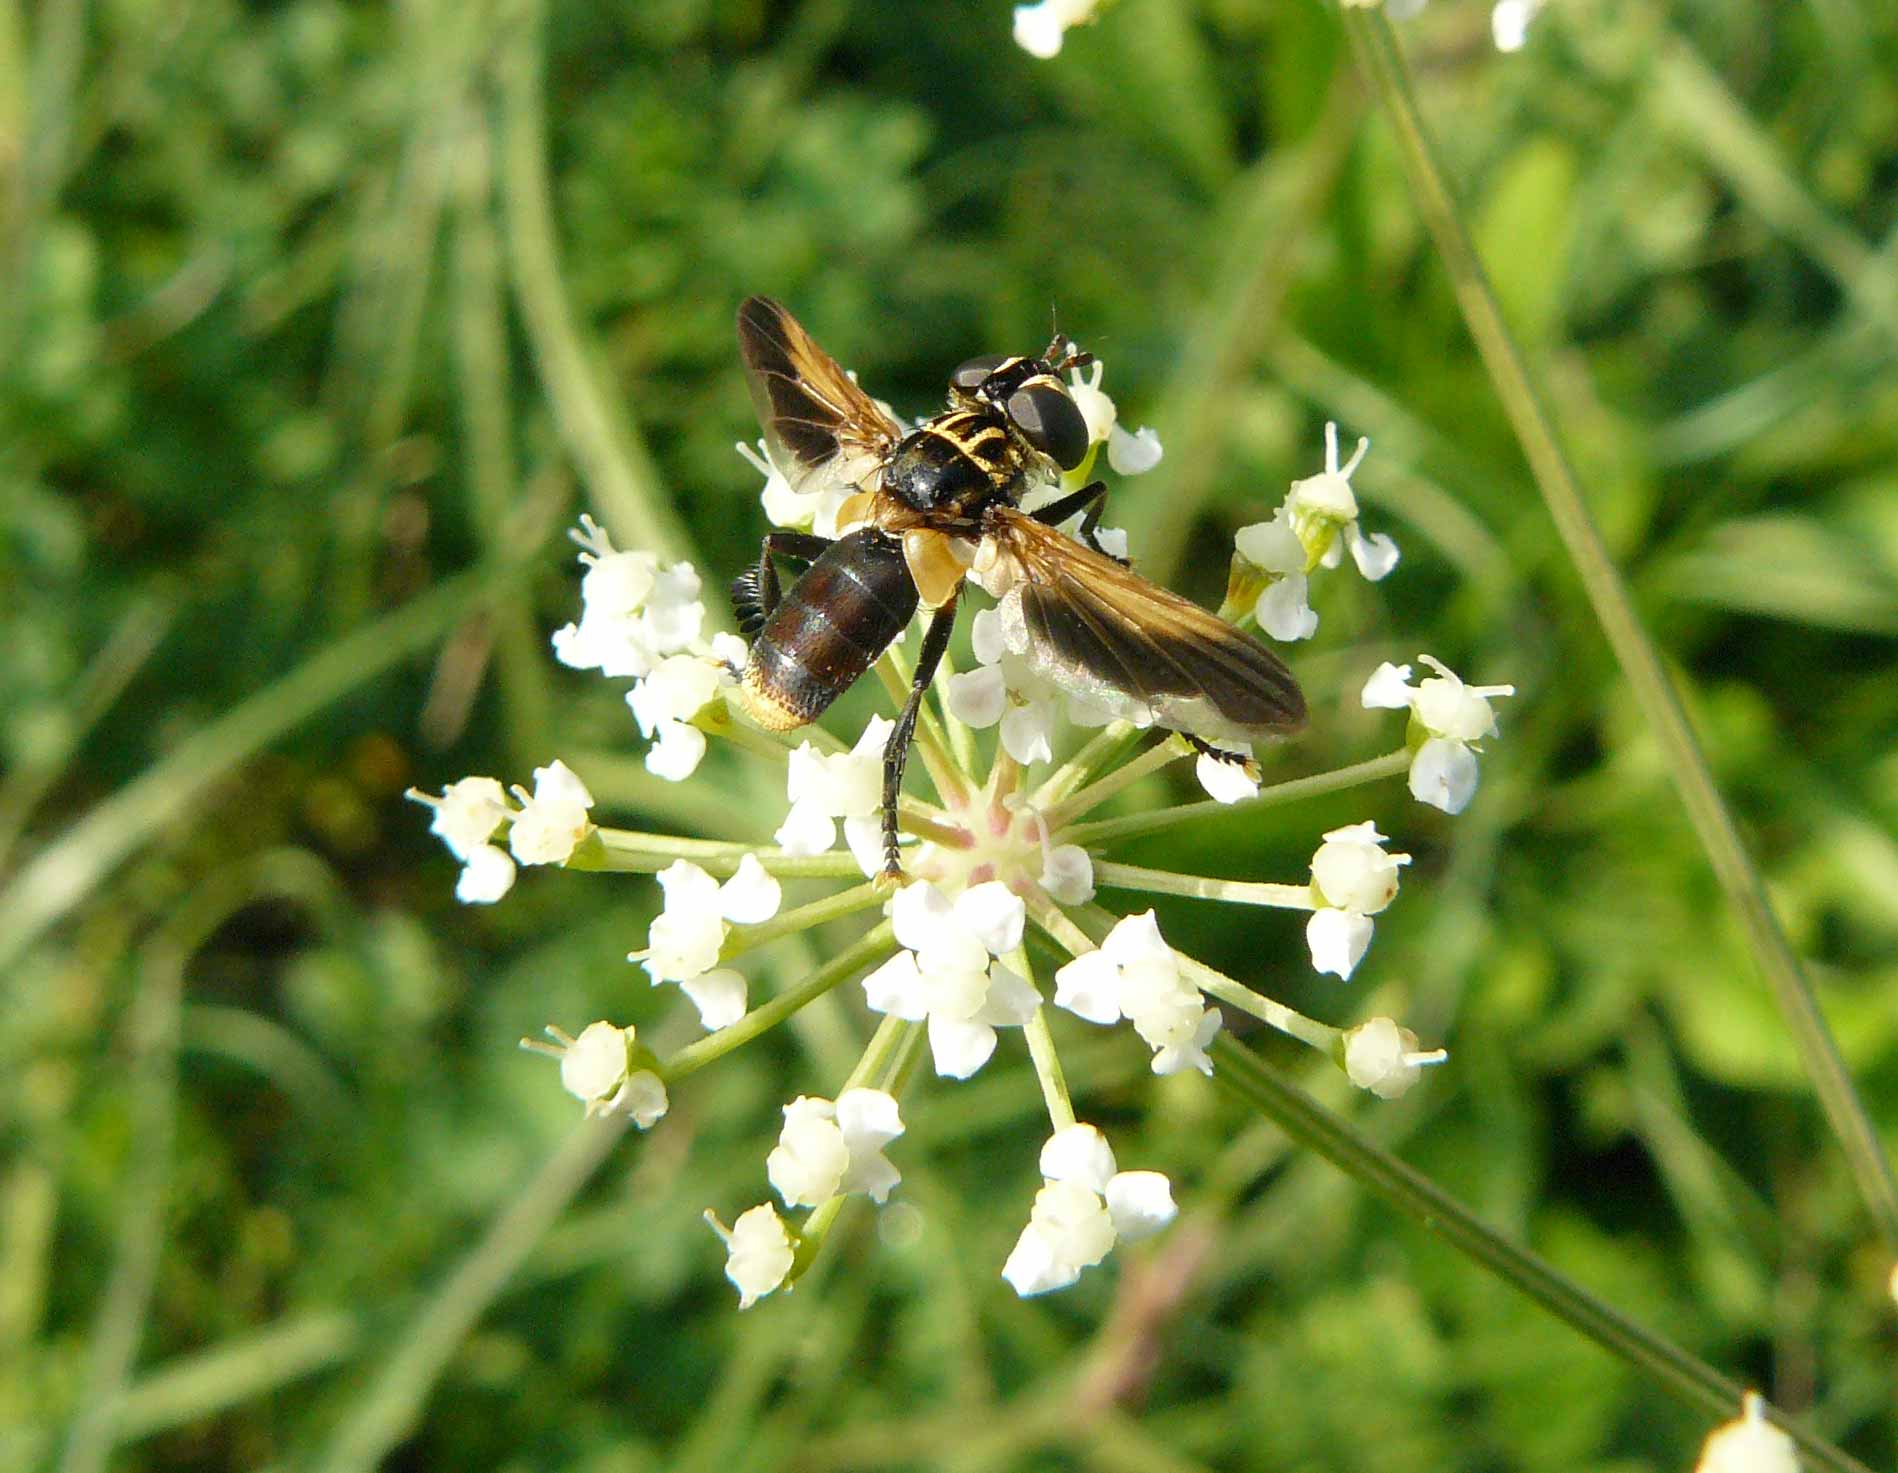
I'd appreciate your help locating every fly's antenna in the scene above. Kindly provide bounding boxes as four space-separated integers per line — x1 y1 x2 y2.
1043 304 1092 375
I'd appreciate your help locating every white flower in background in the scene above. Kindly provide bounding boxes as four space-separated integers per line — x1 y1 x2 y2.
455 844 516 904
1305 822 1410 981
706 1204 795 1309
508 760 596 866
1001 1124 1176 1296
1695 1393 1798 1473
860 881 1041 1078
1053 910 1220 1076
536 1021 670 1126
1012 0 1103 59
552 516 706 680
627 650 742 783
1063 361 1164 477
1284 422 1398 581
637 857 783 1029
408 775 519 903
1362 655 1515 815
1490 0 1545 49
1342 1017 1446 1099
766 1089 906 1208
775 716 893 875
739 440 862 540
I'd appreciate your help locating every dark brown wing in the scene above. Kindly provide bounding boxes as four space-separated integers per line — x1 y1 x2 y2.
737 296 904 496
981 508 1305 742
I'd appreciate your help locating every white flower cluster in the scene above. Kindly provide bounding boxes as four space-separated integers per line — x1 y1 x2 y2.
767 1089 905 1208
1053 910 1220 1076
1001 1124 1176 1296
1362 655 1515 815
635 857 783 1030
1232 422 1398 644
551 516 747 782
409 760 597 905
861 881 1041 1079
536 1021 670 1126
1305 821 1410 981
774 716 891 876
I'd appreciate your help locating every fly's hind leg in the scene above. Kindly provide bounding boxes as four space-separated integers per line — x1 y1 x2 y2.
1176 731 1262 783
731 530 833 641
879 593 960 884
1030 481 1126 563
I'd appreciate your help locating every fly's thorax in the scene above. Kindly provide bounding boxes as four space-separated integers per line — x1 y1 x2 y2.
882 406 1039 517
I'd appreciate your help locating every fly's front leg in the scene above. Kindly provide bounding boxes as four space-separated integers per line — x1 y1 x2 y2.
1030 481 1124 562
879 593 960 884
731 530 833 639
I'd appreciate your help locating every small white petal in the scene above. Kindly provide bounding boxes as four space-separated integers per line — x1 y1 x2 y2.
926 1014 998 1079
644 720 707 781
1040 1123 1118 1194
1255 574 1319 642
1310 826 1409 914
612 1070 669 1128
1151 1007 1221 1077
1360 661 1416 710
945 665 1007 728
1107 424 1164 475
773 801 837 856
1101 909 1173 967
680 969 748 1030
429 776 511 858
1307 908 1375 981
531 759 594 810
455 844 516 904
1195 749 1260 804
1409 736 1480 815
862 950 930 1021
1002 1222 1077 1296
768 1096 850 1207
1343 1016 1444 1099
977 962 1042 1026
718 855 783 925
842 816 887 878
1104 1170 1177 1240
508 799 591 866
1000 701 1056 766
1039 843 1096 905
969 606 1013 666
891 881 959 955
835 1088 905 1150
1234 512 1304 575
1052 950 1125 1025
1345 523 1400 580
956 880 1026 956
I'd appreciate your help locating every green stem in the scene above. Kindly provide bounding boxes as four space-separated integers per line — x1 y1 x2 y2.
1044 736 1189 829
581 830 865 879
1010 944 1076 1132
662 923 896 1081
722 882 886 960
1061 750 1410 848
1092 861 1315 912
1210 1038 1872 1473
1033 724 1144 808
1343 7 1898 1252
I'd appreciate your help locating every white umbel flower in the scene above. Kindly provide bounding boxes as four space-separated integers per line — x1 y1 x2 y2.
552 516 707 680
534 1021 669 1126
1342 1017 1447 1100
1001 1124 1176 1296
859 881 1040 1079
423 776 510 858
1695 1393 1799 1473
1284 422 1398 581
766 1089 906 1208
638 857 783 1029
1052 910 1220 1076
1305 822 1410 981
1362 655 1516 815
706 1205 795 1310
508 760 596 866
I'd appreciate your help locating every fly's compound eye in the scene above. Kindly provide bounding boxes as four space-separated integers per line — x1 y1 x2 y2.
950 353 1010 391
1006 380 1090 470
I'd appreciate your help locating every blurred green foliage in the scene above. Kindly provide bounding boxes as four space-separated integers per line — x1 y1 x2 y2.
4 0 1896 1469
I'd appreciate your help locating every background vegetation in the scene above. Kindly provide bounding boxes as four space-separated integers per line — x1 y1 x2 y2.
5 0 1896 1468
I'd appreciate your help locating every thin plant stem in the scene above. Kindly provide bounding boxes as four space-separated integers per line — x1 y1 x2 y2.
663 923 897 1081
1210 1038 1873 1473
1010 945 1076 1132
580 831 865 878
722 883 887 960
1033 724 1144 808
1045 737 1189 829
1343 7 1898 1252
1062 750 1410 848
1093 861 1315 912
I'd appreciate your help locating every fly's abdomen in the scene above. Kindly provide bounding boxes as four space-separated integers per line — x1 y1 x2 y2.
739 529 919 731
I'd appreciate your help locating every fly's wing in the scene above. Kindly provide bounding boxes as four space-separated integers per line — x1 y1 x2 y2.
737 296 904 496
981 509 1306 743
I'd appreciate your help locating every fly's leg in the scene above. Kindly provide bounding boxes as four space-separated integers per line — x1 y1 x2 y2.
1029 481 1125 563
879 593 960 884
1177 731 1262 783
731 530 834 640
